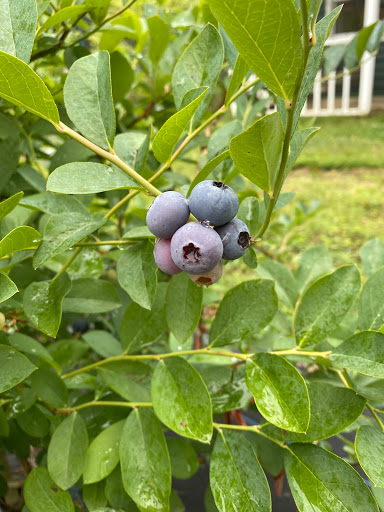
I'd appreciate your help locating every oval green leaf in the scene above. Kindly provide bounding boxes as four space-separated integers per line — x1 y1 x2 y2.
120 408 171 512
245 353 310 433
359 266 384 331
30 368 68 408
330 331 384 378
356 425 384 487
24 273 72 337
64 51 115 150
0 226 40 258
62 278 121 314
0 0 37 63
294 265 361 347
0 273 18 303
47 412 89 490
0 345 36 393
24 467 74 512
210 430 271 512
0 51 59 125
83 419 125 484
151 357 213 443
209 280 278 347
285 443 379 512
166 272 203 345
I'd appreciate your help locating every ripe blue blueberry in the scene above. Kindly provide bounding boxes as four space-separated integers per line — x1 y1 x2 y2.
146 191 190 239
215 218 251 260
188 261 223 287
153 238 182 275
171 222 223 275
188 180 239 226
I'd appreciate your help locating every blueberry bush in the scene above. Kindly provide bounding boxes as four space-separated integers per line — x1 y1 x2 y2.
1 1 384 511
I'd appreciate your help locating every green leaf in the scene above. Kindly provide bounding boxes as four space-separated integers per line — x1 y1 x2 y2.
0 0 37 62
172 24 223 126
99 361 152 402
225 54 249 106
38 5 89 35
257 260 298 308
230 113 284 194
9 332 53 362
82 481 106 511
245 432 285 478
285 443 379 512
280 381 366 443
344 23 376 70
33 212 106 268
295 245 333 293
151 357 213 443
294 265 361 347
323 44 345 76
20 192 89 215
367 19 384 53
208 0 303 102
330 331 384 378
245 353 310 433
152 88 208 163
64 51 115 150
24 273 72 337
83 419 125 484
47 412 88 490
114 131 150 172
105 467 138 511
360 238 384 277
148 15 170 64
204 365 252 414
0 51 60 125
237 197 259 235
0 191 23 221
0 226 40 258
120 409 171 512
294 6 342 127
359 266 384 331
120 283 168 354
187 150 231 197
210 430 271 512
0 345 36 393
0 408 9 437
286 126 320 174
17 405 49 437
117 241 158 310
166 438 200 480
356 425 384 488
63 278 121 313
0 273 18 303
110 50 134 102
209 280 278 347
30 368 68 408
166 273 203 345
85 0 111 24
24 467 74 512
47 162 140 194
82 330 123 358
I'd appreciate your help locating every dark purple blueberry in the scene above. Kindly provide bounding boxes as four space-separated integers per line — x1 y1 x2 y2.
188 261 223 287
146 191 190 239
215 218 251 260
171 222 223 275
153 238 182 275
188 180 239 226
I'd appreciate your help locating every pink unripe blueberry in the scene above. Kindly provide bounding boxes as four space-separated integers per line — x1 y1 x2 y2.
146 191 190 239
153 238 182 275
188 261 223 287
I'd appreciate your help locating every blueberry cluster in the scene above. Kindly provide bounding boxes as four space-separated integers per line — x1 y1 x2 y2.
146 181 251 286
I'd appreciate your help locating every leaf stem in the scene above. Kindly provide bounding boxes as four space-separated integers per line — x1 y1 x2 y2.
254 0 312 239
61 347 330 380
213 422 286 448
57 401 152 412
367 403 384 434
52 246 82 281
57 122 162 197
104 78 260 219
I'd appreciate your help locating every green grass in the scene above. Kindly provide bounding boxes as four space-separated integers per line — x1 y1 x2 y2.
296 115 384 169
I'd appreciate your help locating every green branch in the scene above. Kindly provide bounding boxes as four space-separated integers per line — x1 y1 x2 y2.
213 422 286 448
61 346 330 381
254 0 312 240
57 401 152 412
58 122 161 197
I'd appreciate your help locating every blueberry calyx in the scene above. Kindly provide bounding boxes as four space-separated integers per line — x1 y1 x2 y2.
213 181 227 189
183 243 201 262
238 231 251 249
